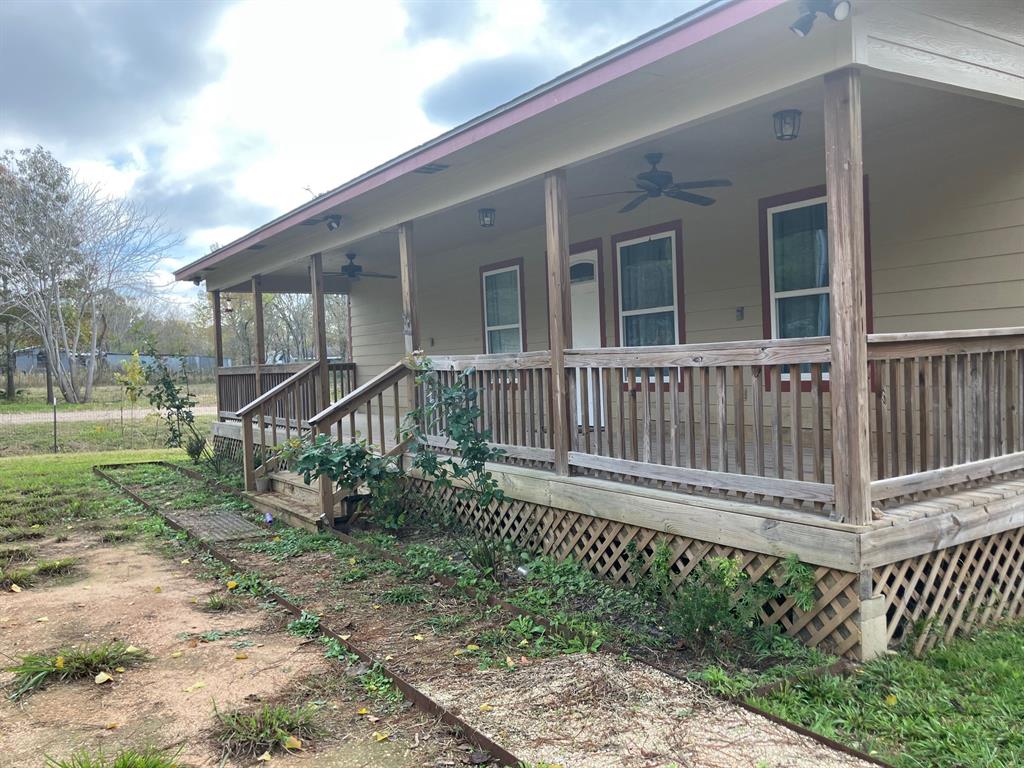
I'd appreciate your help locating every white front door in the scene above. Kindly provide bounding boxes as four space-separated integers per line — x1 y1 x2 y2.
570 251 602 426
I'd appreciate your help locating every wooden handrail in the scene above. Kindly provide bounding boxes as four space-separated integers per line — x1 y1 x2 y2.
237 360 319 418
308 361 410 428
566 337 831 367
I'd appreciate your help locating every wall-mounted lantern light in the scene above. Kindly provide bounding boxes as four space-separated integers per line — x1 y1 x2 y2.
478 208 496 228
773 109 802 141
325 215 342 231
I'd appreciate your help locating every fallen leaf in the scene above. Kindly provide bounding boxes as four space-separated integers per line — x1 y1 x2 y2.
9 584 21 593
55 656 65 670
36 616 48 623
384 654 394 661
181 558 190 565
170 651 183 658
95 672 113 685
356 707 369 716
372 731 388 742
153 586 162 593
104 723 119 730
413 634 424 642
367 715 380 723
479 703 494 712
226 580 238 590
282 735 302 751
183 681 206 693
114 667 126 673
125 645 140 653
518 639 529 647
235 652 249 660
339 634 351 641
256 751 272 762
505 656 515 668
453 649 464 656
465 644 480 651
372 604 382 610
885 694 897 706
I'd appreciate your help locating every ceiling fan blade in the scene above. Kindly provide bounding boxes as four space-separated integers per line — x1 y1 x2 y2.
359 272 398 279
576 190 642 199
634 178 661 195
619 194 649 213
665 189 716 206
672 179 732 190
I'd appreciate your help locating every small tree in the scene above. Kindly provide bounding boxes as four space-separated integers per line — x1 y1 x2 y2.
113 350 146 447
144 351 208 463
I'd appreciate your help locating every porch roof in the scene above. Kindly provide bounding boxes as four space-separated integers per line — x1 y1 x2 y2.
174 0 800 286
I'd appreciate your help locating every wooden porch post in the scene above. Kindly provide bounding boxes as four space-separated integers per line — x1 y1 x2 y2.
824 68 871 526
309 252 334 522
252 274 265 397
398 221 419 417
212 290 224 421
545 169 572 476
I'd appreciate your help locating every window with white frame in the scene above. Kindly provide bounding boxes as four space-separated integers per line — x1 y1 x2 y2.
767 196 830 340
481 264 523 353
617 231 678 347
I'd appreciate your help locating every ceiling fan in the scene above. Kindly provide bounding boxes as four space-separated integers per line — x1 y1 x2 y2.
581 153 732 213
327 252 397 280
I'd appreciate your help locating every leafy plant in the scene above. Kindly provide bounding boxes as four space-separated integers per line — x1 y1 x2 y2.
287 611 321 638
378 585 427 605
202 594 242 612
143 350 209 464
359 663 404 710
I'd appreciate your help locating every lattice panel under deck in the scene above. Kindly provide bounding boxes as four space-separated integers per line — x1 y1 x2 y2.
410 479 862 657
874 526 1024 655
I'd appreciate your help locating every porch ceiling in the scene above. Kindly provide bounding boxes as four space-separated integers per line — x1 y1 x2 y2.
227 73 1013 293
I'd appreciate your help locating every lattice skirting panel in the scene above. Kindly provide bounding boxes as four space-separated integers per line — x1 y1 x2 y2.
875 526 1024 655
212 433 243 466
409 479 862 657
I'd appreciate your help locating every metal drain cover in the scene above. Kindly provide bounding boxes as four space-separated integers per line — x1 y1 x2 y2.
163 509 267 543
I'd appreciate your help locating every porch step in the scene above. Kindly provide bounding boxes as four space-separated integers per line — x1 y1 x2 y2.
244 490 323 533
268 470 319 501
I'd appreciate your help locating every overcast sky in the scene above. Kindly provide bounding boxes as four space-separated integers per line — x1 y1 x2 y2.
0 0 702 305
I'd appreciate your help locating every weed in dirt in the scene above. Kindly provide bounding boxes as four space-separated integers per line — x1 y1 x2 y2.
6 641 148 700
212 702 319 758
44 747 184 768
0 525 46 542
179 629 249 643
378 585 428 605
428 613 470 633
201 593 242 612
287 611 322 638
101 528 135 544
321 637 359 664
359 663 404 710
0 543 34 563
1 556 77 589
245 527 357 561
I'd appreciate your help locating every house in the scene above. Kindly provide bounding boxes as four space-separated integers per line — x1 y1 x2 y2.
175 0 1024 661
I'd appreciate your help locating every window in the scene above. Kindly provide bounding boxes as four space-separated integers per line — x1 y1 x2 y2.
767 196 830 340
615 227 681 347
481 262 523 353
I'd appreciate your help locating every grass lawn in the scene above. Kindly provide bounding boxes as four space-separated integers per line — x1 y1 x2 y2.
0 381 216 413
751 622 1024 767
0 414 216 457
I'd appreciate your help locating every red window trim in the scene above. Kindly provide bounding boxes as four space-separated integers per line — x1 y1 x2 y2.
479 257 527 354
757 181 874 391
610 220 685 347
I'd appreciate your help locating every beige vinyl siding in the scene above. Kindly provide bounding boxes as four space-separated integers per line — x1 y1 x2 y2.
349 97 1023 373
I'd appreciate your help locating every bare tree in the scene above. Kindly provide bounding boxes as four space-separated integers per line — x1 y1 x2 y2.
0 147 180 402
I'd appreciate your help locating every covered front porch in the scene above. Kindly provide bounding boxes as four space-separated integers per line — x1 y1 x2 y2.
202 64 1023 657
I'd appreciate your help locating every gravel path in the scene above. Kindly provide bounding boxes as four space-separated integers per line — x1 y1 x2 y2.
0 404 217 425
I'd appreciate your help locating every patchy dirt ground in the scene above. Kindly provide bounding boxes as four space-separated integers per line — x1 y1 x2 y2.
0 538 470 767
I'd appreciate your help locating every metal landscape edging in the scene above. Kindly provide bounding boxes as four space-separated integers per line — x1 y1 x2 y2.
91 463 522 767
99 460 892 768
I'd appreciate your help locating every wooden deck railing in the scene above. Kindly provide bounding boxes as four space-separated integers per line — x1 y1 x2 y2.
426 352 556 465
867 327 1024 503
217 360 356 419
563 338 835 508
